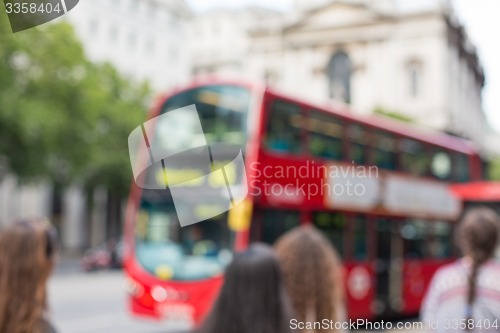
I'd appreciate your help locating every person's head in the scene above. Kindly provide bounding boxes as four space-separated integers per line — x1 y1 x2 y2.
275 225 342 329
198 243 293 333
456 207 499 321
0 218 57 333
457 207 499 262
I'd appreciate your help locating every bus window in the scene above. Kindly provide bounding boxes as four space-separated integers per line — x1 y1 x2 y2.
454 153 470 182
430 150 452 180
373 131 398 170
428 221 452 259
400 139 428 176
401 219 427 259
312 212 347 257
161 85 250 146
266 100 303 154
353 215 367 261
347 124 368 165
307 111 343 160
252 209 301 244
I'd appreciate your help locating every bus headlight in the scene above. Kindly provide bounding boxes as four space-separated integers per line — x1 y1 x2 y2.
151 285 168 302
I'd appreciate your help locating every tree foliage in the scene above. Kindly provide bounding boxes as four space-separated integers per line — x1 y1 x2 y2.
0 15 151 195
488 158 500 181
373 106 413 123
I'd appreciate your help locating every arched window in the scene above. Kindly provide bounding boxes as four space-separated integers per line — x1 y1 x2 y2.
328 51 352 103
406 59 423 98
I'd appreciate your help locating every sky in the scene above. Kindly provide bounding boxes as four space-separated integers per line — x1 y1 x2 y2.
187 0 500 133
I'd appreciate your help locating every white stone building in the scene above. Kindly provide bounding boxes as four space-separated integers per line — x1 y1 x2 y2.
189 6 282 77
190 0 487 153
66 0 191 91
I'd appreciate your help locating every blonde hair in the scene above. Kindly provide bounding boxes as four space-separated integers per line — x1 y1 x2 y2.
275 225 343 332
0 219 56 333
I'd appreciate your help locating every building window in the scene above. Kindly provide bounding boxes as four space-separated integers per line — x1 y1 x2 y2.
145 37 154 53
407 60 423 98
328 51 351 103
128 31 137 49
88 19 98 36
109 26 118 44
147 2 156 19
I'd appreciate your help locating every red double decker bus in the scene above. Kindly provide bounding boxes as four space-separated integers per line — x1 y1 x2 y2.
124 79 482 325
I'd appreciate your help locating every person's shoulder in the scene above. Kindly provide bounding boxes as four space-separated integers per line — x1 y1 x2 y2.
483 258 500 270
482 259 500 286
434 260 463 277
430 260 465 287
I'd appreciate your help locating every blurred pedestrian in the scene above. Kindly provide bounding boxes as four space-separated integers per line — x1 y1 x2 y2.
0 218 58 333
275 225 345 333
421 207 500 332
194 243 294 333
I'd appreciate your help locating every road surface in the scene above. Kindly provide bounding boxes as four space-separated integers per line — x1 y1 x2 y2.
48 271 189 333
48 270 424 333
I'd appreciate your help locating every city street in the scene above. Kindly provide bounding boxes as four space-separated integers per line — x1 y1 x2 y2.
48 268 423 333
48 271 189 333
1 1 499 333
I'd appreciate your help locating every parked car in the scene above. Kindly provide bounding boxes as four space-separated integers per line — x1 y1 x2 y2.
81 238 124 272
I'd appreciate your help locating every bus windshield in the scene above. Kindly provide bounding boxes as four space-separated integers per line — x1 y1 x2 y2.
161 84 251 145
134 84 250 281
135 195 234 281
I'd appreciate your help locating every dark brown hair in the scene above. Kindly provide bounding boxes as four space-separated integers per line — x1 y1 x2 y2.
197 243 293 333
0 219 57 333
457 207 499 324
275 225 343 332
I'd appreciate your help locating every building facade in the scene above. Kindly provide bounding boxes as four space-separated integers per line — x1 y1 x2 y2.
190 0 487 153
66 0 191 91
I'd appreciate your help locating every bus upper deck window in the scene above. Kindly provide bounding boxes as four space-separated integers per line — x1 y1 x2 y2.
160 85 250 146
430 150 452 181
307 111 343 160
266 100 303 154
454 153 470 182
347 124 368 165
400 139 427 176
373 131 398 170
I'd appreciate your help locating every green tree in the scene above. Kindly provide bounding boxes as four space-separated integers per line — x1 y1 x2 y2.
488 158 500 180
373 106 413 123
0 15 152 242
